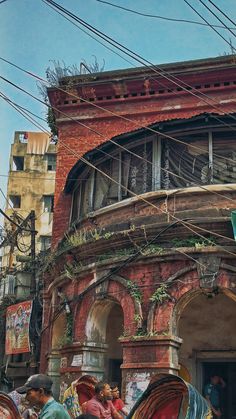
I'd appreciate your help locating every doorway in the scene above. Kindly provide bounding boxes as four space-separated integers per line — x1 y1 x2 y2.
202 361 236 419
85 300 124 385
105 304 123 387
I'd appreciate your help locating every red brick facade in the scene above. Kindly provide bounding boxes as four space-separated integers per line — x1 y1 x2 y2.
41 56 236 403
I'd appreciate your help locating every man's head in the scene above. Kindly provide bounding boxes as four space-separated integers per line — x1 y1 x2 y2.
110 383 120 400
210 375 220 385
14 324 21 338
16 374 53 407
94 382 112 401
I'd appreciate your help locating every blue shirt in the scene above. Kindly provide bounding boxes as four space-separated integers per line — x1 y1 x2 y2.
204 383 220 408
39 398 70 419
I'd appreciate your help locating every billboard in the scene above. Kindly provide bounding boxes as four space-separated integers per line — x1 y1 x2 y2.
5 301 32 355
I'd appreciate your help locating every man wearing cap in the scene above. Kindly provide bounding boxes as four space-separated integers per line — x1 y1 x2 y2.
16 374 70 418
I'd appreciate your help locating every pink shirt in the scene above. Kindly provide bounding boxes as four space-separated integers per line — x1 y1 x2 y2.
85 396 116 419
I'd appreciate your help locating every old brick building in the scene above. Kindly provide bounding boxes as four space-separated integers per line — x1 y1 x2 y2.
40 55 236 414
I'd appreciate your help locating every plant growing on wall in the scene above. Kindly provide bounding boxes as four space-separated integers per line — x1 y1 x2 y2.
126 280 142 303
38 58 105 135
57 311 73 348
171 236 216 248
150 283 170 305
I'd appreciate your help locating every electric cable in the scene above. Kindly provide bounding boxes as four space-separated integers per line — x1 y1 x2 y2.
41 0 236 124
0 209 34 232
2 54 236 166
2 78 236 215
2 90 235 263
0 187 14 212
94 0 236 30
197 0 236 41
41 0 236 130
183 0 236 52
2 70 236 179
2 86 236 213
206 0 236 28
1 67 236 260
39 219 205 335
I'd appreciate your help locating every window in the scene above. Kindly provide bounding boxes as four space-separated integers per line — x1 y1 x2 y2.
43 195 54 212
9 195 21 208
71 138 154 223
12 156 24 171
70 129 236 224
18 132 27 143
161 134 209 189
46 154 56 171
4 275 15 295
40 236 51 252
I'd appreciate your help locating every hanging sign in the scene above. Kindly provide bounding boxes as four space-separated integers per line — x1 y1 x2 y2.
5 301 32 355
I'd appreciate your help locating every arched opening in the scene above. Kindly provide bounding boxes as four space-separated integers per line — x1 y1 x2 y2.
178 291 236 418
105 304 123 385
86 299 124 385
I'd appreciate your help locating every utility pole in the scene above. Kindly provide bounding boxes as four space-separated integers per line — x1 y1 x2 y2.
30 210 36 296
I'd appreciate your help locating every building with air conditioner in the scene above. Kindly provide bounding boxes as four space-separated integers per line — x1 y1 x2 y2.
0 131 56 388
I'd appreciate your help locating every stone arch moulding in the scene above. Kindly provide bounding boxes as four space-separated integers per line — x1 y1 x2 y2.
148 260 236 336
147 264 196 334
171 262 236 337
73 273 140 342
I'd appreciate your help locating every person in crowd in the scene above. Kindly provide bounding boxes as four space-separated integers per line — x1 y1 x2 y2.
110 384 128 416
62 375 97 418
75 415 99 419
84 382 123 419
204 375 226 418
16 373 70 418
9 389 39 418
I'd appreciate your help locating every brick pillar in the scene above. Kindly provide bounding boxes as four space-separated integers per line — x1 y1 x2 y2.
120 335 182 409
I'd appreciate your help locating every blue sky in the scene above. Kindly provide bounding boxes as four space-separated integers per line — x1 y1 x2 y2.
0 0 236 218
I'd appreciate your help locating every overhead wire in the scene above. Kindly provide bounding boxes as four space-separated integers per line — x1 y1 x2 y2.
1 87 236 264
41 0 236 125
40 218 223 336
197 0 236 41
0 5 236 254
41 0 236 137
95 0 236 30
2 59 236 169
2 97 233 335
4 0 233 336
183 0 236 52
206 0 236 28
0 92 225 266
1 81 236 210
1 77 236 220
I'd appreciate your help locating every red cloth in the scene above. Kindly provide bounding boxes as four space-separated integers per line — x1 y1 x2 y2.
112 398 124 412
151 397 182 419
85 396 116 419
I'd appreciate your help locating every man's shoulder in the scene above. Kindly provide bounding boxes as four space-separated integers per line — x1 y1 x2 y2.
40 399 70 418
87 397 98 406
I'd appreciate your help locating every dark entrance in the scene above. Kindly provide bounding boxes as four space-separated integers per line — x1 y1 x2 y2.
108 359 122 386
202 362 236 419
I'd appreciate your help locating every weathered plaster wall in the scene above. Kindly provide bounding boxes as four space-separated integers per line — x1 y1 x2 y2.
48 57 236 246
2 134 56 268
178 293 236 384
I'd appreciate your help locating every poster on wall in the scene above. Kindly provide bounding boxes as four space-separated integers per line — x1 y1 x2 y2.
5 301 32 355
125 372 150 409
